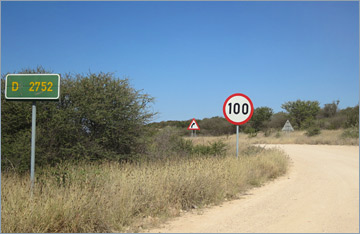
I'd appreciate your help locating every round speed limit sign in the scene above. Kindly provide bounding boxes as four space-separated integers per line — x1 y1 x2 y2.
223 93 254 125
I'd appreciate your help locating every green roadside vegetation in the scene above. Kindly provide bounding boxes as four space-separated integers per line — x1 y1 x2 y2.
1 66 357 232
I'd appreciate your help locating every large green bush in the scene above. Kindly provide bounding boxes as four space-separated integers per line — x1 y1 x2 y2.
281 100 320 129
2 67 155 172
249 107 273 132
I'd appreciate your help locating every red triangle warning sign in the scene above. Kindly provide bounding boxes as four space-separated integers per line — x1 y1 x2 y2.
187 118 200 130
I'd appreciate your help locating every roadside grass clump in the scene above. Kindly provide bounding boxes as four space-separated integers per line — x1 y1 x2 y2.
305 126 321 137
191 140 227 157
241 145 266 156
341 127 359 139
230 129 358 145
244 126 257 138
1 146 289 233
147 126 228 159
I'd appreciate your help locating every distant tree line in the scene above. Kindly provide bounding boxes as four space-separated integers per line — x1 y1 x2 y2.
150 100 359 136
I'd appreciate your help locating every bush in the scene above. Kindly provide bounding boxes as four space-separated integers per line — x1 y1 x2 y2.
2 67 156 172
192 140 227 157
322 100 339 118
249 107 273 131
343 105 359 128
146 127 227 160
197 117 234 136
244 126 257 138
264 129 272 137
267 112 289 129
281 100 320 129
305 126 321 136
147 126 191 159
341 128 359 139
325 115 347 130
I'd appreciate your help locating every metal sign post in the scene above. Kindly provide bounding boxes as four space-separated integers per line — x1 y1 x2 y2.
5 74 60 194
236 125 239 158
223 93 254 158
30 101 36 194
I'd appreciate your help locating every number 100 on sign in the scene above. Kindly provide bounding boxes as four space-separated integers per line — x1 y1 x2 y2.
223 93 254 125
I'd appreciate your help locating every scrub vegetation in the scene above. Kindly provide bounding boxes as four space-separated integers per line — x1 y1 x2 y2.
151 101 359 141
189 129 359 149
2 130 289 233
2 66 357 232
2 67 289 233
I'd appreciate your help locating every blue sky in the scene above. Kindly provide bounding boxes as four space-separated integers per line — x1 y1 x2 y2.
2 1 359 122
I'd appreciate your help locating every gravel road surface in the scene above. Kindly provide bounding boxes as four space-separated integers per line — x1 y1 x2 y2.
149 144 359 233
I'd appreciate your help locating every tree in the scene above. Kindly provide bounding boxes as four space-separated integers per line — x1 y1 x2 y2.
339 105 359 128
2 67 156 172
323 100 340 118
267 112 289 129
281 100 320 129
250 107 273 131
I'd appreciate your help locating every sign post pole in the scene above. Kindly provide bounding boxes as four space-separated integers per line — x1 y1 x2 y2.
0 76 1 173
30 101 36 195
236 125 239 159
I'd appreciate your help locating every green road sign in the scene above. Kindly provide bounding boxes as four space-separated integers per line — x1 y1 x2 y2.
5 74 60 100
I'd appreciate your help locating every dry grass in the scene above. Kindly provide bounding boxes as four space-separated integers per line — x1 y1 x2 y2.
3 129 354 232
1 146 288 233
188 129 358 147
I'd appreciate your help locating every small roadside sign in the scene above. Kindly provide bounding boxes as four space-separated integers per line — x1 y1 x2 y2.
282 120 294 132
5 74 60 100
187 118 200 130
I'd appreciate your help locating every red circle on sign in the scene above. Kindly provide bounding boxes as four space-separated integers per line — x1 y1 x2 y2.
223 93 254 125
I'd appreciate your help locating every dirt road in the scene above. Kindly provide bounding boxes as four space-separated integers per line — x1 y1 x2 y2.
149 144 359 233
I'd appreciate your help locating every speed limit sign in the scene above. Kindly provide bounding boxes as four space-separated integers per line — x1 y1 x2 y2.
223 93 254 125
223 93 254 158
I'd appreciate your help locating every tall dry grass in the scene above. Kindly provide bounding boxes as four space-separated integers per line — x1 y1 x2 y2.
250 129 359 145
189 129 359 147
2 147 288 233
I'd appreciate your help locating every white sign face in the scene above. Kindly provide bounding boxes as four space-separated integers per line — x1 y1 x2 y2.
223 93 254 125
187 118 200 130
